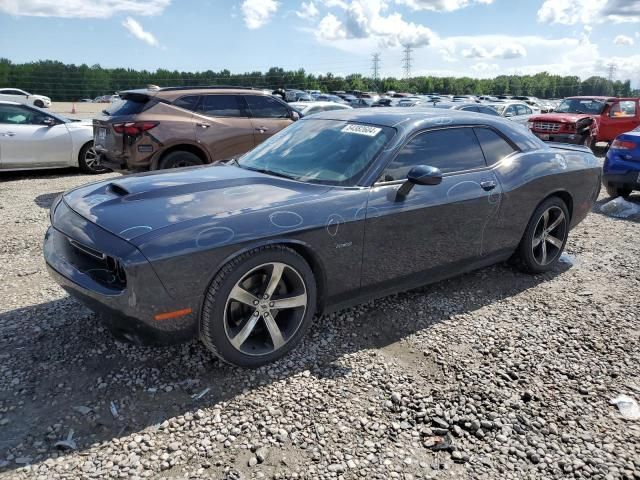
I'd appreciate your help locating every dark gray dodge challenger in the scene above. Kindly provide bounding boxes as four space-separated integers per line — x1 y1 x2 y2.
44 109 601 367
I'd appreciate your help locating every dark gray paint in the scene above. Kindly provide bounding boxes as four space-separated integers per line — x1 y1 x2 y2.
44 109 601 344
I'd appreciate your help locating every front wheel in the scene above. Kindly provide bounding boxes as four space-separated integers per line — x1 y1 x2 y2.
78 142 109 174
200 245 317 368
515 197 570 274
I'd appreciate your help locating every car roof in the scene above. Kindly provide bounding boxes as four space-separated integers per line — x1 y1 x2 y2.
120 86 272 102
0 100 22 105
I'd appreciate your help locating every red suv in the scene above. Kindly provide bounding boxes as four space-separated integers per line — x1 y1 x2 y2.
94 86 300 171
528 96 640 149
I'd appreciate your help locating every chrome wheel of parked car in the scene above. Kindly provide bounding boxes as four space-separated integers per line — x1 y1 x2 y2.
516 196 569 274
79 142 108 174
531 206 567 266
201 245 316 367
224 262 307 356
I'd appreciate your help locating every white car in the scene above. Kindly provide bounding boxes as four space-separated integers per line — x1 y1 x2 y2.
289 101 353 116
0 101 106 173
486 102 535 125
0 88 51 108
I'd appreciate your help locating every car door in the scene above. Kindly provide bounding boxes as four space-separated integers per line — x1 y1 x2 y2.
244 95 293 145
193 94 256 162
0 104 71 169
600 100 638 141
361 126 503 291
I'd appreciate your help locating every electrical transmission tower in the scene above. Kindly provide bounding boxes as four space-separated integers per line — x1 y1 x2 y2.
371 53 381 91
606 62 617 82
402 45 413 79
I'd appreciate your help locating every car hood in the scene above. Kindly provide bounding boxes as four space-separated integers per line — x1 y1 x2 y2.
529 113 593 123
62 165 331 241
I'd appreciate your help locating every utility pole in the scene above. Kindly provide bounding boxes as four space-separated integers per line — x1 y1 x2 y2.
402 45 413 80
371 53 381 92
607 62 617 82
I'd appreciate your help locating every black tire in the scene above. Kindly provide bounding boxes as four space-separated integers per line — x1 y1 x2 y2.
158 151 203 169
34 100 44 108
201 245 317 368
515 196 570 274
581 135 594 151
78 141 109 174
606 184 632 198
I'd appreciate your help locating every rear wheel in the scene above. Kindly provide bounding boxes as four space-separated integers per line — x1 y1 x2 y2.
200 245 316 368
606 184 632 198
159 151 203 169
78 141 108 174
515 197 569 274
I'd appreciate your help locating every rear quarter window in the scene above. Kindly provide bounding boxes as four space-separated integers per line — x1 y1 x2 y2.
474 127 517 166
106 99 150 116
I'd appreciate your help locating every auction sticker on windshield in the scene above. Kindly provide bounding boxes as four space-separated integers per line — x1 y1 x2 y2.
341 124 382 137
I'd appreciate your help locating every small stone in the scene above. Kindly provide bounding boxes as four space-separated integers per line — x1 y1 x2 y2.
391 392 402 404
248 456 258 467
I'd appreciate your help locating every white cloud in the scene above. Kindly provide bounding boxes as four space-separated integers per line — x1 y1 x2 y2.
537 0 640 25
296 1 319 19
614 34 634 46
470 62 499 74
122 17 159 46
241 0 279 29
395 0 492 12
315 0 437 47
0 0 169 18
461 41 526 59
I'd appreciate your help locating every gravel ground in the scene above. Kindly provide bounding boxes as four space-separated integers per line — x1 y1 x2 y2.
1 168 639 480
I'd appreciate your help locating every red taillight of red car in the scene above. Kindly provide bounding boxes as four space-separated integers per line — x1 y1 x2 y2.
113 122 159 136
611 139 637 150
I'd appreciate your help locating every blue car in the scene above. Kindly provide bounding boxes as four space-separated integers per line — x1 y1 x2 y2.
603 128 640 197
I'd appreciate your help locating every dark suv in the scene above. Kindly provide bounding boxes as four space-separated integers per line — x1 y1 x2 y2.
93 86 300 171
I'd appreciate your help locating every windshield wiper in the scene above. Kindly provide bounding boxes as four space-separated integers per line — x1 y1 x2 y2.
241 166 298 181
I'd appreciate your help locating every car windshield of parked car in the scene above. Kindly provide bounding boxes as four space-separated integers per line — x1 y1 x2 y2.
555 98 605 114
237 119 395 186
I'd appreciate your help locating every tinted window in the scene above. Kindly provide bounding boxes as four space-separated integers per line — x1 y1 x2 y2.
245 95 290 118
474 128 516 166
198 95 245 117
382 128 486 181
516 105 531 116
173 95 200 112
106 99 148 116
478 106 499 116
460 106 479 112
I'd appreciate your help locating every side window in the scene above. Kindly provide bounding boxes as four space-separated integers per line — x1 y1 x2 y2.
198 95 245 117
478 106 499 116
173 95 200 112
505 105 516 117
474 127 517 166
381 128 486 181
460 106 479 112
610 101 636 118
245 95 290 118
0 104 37 124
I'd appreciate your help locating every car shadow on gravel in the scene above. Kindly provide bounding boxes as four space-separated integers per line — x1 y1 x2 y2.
0 168 80 182
34 192 65 209
0 261 569 472
591 194 640 224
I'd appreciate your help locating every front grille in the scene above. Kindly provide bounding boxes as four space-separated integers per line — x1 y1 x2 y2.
533 122 561 133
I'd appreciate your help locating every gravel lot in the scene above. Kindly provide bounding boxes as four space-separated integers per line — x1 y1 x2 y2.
1 168 639 480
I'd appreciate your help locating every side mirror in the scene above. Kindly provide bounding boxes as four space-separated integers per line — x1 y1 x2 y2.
396 165 443 200
41 117 57 126
291 110 301 121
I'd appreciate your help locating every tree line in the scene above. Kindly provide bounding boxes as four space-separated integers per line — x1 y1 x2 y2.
0 58 635 101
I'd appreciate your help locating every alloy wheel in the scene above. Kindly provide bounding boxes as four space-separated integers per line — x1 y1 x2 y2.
223 262 308 356
531 206 567 266
84 147 100 171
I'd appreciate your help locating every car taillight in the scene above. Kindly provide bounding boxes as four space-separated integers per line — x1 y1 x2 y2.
113 121 158 136
611 139 637 150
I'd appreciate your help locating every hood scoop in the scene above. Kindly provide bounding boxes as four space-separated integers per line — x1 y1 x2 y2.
107 182 130 197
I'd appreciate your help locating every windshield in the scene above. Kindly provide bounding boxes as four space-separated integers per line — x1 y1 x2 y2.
237 119 395 186
555 98 606 114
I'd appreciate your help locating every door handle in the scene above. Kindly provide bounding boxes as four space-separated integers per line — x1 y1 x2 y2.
480 180 496 191
196 123 210 129
255 126 269 133
1 132 15 137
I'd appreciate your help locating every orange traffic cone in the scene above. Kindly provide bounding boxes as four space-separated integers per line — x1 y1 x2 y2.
71 103 76 114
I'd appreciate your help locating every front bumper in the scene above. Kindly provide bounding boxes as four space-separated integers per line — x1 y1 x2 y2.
43 205 199 345
531 132 586 145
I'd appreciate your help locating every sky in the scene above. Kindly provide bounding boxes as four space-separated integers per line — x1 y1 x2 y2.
1 0 640 85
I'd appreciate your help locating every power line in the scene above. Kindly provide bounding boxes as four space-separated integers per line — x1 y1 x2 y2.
402 45 413 79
